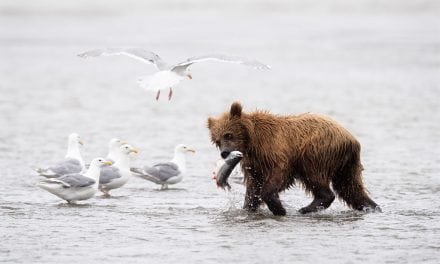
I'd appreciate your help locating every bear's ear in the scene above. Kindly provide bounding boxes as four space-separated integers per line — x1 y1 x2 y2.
207 117 216 129
230 102 242 119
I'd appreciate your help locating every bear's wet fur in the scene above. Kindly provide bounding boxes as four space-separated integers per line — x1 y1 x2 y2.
207 102 380 216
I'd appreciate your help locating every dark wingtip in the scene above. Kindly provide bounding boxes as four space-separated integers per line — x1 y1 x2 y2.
130 167 142 174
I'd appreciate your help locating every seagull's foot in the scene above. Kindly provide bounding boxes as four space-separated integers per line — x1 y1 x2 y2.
100 188 110 197
168 87 173 101
160 184 169 190
156 90 160 100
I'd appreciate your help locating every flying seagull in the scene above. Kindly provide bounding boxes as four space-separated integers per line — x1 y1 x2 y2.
78 48 270 100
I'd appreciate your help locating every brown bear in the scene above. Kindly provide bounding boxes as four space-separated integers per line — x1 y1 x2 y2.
207 102 380 216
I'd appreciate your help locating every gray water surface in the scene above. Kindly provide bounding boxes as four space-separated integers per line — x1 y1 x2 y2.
1 1 439 263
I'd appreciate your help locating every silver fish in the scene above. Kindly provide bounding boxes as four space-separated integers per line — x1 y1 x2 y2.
212 151 243 190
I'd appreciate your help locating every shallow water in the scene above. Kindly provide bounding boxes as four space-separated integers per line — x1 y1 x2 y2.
1 0 440 263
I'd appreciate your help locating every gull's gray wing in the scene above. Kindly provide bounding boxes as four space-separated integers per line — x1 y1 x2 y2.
99 166 121 184
131 169 162 184
50 174 95 188
143 162 180 182
78 48 168 70
49 159 82 175
171 54 271 73
37 158 82 178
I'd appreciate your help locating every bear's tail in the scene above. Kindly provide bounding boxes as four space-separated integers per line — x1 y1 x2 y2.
332 151 381 212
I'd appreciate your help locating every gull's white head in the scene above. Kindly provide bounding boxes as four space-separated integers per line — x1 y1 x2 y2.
174 144 196 154
68 133 84 147
108 138 127 151
90 157 112 168
118 144 138 156
107 138 128 161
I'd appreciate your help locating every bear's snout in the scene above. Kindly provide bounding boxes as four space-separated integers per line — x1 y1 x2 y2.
221 151 230 159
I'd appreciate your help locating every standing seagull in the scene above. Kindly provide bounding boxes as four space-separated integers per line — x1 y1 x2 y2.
36 133 85 178
131 144 195 190
99 144 138 196
78 48 270 100
37 158 112 204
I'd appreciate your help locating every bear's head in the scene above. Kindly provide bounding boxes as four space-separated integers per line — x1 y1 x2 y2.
207 102 254 159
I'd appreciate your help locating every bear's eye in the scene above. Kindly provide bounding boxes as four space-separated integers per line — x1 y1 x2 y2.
224 133 233 140
215 140 221 147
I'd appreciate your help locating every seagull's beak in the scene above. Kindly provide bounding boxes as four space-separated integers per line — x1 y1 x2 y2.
79 139 84 145
104 161 113 166
187 148 196 153
130 148 139 154
187 74 192 80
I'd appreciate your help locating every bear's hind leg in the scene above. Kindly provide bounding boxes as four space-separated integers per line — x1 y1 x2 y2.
332 156 381 212
261 191 286 216
299 186 335 214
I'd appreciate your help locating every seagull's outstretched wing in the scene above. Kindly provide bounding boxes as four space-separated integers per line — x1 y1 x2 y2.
171 54 271 72
78 48 168 70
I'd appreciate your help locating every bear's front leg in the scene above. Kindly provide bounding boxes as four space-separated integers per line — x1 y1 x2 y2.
244 187 261 212
243 174 262 212
261 173 286 216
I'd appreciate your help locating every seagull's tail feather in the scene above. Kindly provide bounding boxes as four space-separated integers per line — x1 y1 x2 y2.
37 179 68 190
36 181 52 189
130 167 144 174
140 174 163 184
131 168 162 184
37 182 54 193
35 168 59 178
136 75 155 91
135 174 161 184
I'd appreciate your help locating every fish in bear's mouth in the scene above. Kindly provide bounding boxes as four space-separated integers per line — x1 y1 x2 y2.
213 151 243 190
